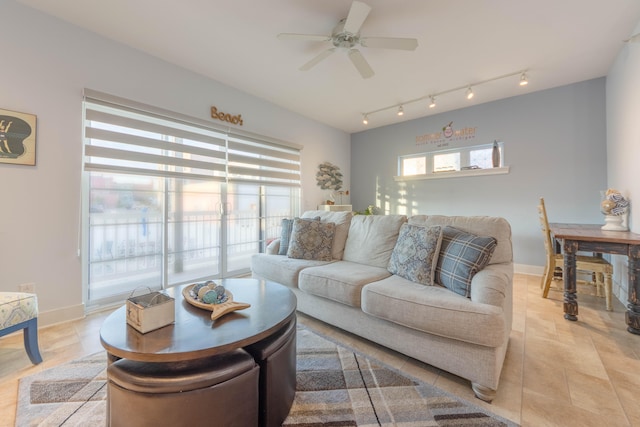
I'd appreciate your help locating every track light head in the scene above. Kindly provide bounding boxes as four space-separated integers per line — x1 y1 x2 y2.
466 87 474 100
362 114 368 125
519 72 528 86
429 96 436 108
397 105 404 116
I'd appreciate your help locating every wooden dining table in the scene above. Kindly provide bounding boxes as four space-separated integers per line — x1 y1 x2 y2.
549 223 640 334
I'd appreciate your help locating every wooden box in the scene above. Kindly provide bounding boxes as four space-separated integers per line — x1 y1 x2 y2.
126 291 175 334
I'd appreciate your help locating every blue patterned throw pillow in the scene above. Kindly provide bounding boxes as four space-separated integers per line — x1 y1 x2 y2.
278 218 295 255
387 224 443 285
436 226 497 297
278 217 321 255
287 218 335 261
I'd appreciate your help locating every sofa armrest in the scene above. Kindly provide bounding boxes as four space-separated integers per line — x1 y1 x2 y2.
266 239 281 255
470 263 513 308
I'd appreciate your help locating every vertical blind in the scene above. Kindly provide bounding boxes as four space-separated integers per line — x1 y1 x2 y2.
83 89 302 187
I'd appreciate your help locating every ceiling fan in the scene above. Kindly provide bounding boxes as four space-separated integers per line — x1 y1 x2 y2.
278 0 418 79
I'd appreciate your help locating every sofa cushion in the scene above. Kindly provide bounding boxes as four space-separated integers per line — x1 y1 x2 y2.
343 214 407 268
408 215 512 265
436 226 497 298
299 261 391 307
250 254 333 289
361 276 505 347
387 224 442 286
301 210 353 260
287 219 336 261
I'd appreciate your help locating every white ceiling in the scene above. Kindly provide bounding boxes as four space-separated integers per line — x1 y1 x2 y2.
16 0 640 133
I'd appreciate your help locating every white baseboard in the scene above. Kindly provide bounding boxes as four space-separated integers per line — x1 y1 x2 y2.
39 303 85 327
514 264 544 276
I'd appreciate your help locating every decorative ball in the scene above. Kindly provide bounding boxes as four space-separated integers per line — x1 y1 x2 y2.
192 282 208 296
201 289 220 304
198 285 213 300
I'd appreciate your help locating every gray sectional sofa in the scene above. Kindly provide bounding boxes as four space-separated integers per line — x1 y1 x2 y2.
250 210 513 402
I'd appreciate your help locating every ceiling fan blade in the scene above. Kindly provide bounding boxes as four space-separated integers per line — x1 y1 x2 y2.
278 33 331 42
360 37 418 51
348 49 374 79
624 33 640 43
299 48 336 71
343 1 371 34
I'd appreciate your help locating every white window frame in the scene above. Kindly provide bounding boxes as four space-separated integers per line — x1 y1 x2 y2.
396 142 509 181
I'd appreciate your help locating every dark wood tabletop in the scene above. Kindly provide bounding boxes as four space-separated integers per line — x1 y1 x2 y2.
100 278 297 362
549 223 640 245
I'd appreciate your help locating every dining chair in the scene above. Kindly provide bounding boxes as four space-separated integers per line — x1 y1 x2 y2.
538 198 613 311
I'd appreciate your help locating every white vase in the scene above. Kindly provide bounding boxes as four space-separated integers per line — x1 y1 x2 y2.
602 214 628 231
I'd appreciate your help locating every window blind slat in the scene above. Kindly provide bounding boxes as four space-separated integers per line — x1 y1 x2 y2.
86 109 227 147
227 165 300 182
227 153 300 172
86 127 227 161
228 140 299 162
84 163 225 181
85 145 226 173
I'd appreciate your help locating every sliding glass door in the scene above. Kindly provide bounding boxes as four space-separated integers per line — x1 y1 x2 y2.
82 90 300 310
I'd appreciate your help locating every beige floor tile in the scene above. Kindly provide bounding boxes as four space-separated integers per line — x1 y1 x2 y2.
3 273 640 426
521 389 629 427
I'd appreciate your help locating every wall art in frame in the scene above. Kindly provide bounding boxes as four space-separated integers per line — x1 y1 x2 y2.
0 108 36 166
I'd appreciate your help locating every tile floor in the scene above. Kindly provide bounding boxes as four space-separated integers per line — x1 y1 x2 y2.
1 273 639 426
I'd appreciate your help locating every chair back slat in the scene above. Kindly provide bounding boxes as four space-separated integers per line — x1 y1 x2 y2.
537 198 555 266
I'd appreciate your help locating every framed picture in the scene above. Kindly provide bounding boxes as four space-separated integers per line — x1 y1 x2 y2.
0 108 36 166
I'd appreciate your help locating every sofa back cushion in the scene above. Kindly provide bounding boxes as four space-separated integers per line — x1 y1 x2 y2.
408 215 512 265
301 210 353 260
343 214 407 268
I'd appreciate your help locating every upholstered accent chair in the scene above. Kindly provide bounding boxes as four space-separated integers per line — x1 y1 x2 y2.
0 292 43 364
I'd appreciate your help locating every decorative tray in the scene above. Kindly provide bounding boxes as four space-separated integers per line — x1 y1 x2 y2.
182 282 251 320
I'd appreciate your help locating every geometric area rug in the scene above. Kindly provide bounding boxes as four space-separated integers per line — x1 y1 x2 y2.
16 326 518 426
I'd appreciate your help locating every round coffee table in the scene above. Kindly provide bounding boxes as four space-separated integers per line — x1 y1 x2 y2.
101 278 297 426
100 278 297 362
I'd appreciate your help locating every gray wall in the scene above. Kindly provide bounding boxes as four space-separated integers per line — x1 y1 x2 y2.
351 78 607 268
1 1 349 324
605 20 640 302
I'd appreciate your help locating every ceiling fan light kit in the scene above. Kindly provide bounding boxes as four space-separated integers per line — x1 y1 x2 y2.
278 0 418 79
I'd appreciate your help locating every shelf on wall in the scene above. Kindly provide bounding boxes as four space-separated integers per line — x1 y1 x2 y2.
394 166 510 181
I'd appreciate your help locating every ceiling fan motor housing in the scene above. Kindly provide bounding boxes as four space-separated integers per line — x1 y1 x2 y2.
332 19 359 48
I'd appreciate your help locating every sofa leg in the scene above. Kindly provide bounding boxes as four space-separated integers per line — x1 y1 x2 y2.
471 383 496 403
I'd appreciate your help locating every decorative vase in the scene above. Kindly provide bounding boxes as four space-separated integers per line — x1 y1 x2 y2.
602 214 627 231
492 141 500 168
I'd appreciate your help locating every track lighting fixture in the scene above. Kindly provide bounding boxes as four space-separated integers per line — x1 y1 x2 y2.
519 72 528 86
361 69 529 125
466 87 474 100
